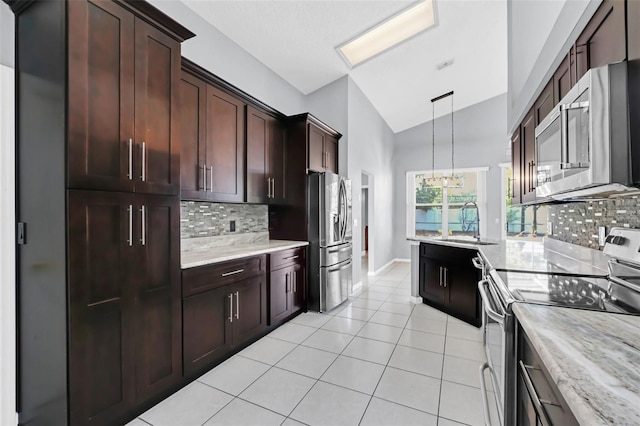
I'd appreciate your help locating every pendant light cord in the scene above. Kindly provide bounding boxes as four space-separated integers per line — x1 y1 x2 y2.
430 91 455 183
451 93 454 179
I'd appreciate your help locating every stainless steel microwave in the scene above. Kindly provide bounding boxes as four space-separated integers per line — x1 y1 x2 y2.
535 62 636 200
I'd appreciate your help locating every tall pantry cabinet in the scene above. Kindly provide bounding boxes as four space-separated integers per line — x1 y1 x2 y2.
7 0 194 424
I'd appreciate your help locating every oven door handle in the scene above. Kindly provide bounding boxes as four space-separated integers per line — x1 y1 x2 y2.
478 280 505 324
479 362 494 426
471 256 484 270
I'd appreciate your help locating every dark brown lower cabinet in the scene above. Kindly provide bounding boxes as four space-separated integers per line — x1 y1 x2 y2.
68 190 181 425
182 260 268 377
418 243 481 327
269 248 306 325
517 323 579 425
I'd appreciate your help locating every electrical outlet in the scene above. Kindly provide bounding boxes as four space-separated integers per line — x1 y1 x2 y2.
599 226 606 246
230 220 236 232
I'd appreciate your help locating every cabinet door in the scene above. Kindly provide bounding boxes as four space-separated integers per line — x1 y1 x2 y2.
68 190 135 425
521 109 537 203
269 118 287 203
445 262 480 325
246 106 269 204
575 0 626 79
134 18 181 195
419 257 444 304
205 85 246 202
232 275 268 347
534 81 553 126
183 286 232 376
290 263 306 315
325 135 338 173
511 128 522 206
553 54 572 104
179 71 207 200
134 194 182 401
269 266 292 324
308 124 325 172
67 0 135 192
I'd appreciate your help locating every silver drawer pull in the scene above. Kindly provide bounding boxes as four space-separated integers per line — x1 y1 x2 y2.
228 294 233 323
235 291 240 319
283 255 299 260
127 139 133 180
222 269 244 277
141 141 146 182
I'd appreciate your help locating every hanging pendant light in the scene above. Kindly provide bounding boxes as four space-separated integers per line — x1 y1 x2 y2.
428 90 460 187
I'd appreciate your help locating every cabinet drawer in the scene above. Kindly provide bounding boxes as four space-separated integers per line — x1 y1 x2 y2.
270 247 306 271
182 255 266 297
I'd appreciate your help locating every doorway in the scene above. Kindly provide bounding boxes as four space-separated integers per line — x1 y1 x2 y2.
361 171 373 276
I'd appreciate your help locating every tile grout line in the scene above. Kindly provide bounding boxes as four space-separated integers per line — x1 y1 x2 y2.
435 314 451 423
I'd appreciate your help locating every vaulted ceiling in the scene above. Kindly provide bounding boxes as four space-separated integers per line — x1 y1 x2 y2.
183 0 507 133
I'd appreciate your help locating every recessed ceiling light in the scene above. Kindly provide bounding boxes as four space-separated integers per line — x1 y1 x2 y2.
337 0 437 68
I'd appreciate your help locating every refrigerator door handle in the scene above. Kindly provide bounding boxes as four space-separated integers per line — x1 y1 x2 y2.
327 244 352 253
328 259 352 273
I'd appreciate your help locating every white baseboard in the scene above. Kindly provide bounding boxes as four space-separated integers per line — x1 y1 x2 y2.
394 258 410 263
368 258 409 276
410 296 423 304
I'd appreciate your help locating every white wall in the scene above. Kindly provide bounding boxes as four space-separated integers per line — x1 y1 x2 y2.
508 0 600 132
392 94 508 259
0 3 16 424
346 78 395 282
148 0 306 116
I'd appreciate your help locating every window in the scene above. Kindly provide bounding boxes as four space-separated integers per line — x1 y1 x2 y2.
407 168 487 239
502 166 548 240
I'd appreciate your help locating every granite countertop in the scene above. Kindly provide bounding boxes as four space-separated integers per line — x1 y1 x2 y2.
513 303 640 426
409 236 609 276
181 240 309 269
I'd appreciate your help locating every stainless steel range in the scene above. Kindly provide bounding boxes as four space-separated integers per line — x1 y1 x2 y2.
477 227 640 426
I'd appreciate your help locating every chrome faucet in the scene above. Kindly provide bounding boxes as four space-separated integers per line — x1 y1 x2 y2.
461 201 480 241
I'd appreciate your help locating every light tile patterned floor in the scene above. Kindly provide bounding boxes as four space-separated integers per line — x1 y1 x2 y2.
130 262 500 426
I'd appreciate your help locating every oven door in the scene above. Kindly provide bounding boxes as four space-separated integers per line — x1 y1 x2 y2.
478 279 507 426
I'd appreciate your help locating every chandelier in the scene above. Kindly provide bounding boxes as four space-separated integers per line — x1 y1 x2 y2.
425 90 463 188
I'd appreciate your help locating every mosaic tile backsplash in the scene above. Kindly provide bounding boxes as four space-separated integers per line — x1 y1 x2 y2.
180 201 268 239
547 195 640 250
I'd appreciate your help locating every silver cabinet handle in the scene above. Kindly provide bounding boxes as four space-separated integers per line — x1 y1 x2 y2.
478 280 505 324
127 205 133 247
519 361 553 426
209 166 213 192
266 177 271 198
283 255 299 260
222 269 244 277
444 267 448 288
479 362 493 426
141 141 146 181
140 205 146 246
200 165 206 191
293 271 297 293
285 273 290 293
271 178 275 199
127 139 133 180
439 267 443 286
228 294 233 323
235 291 240 319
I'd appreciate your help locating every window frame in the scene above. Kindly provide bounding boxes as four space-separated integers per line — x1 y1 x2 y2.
406 167 488 240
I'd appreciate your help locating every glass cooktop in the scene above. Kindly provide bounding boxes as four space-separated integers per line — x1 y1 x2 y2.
495 270 640 314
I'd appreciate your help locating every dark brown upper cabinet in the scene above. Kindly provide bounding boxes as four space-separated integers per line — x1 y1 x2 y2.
521 108 537 204
511 127 522 206
179 69 246 203
247 106 287 204
575 0 626 80
308 122 339 174
68 0 182 195
533 80 554 126
553 53 573 104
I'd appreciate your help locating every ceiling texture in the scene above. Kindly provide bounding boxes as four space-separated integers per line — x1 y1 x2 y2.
183 0 508 133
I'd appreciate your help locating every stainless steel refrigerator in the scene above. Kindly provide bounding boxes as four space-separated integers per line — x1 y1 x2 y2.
307 172 353 312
